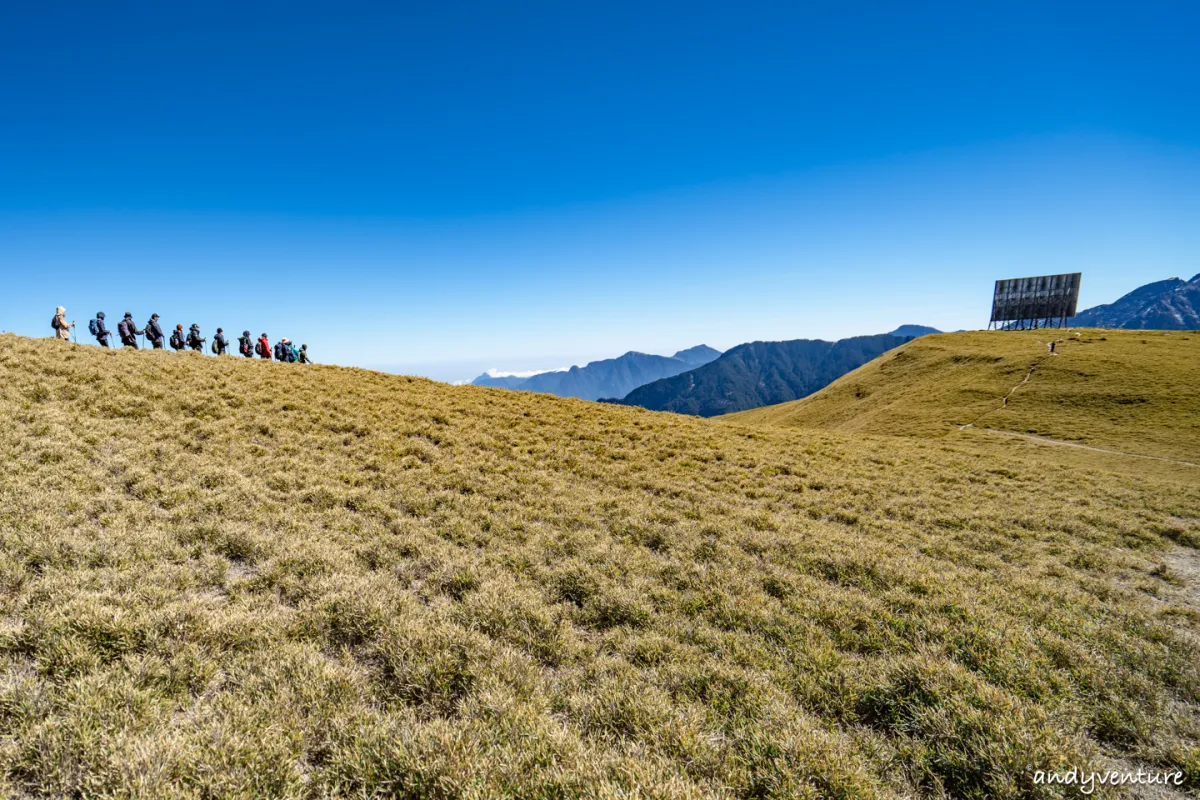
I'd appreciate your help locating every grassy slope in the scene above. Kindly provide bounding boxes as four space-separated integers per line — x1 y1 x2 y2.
0 334 1198 798
728 329 1200 463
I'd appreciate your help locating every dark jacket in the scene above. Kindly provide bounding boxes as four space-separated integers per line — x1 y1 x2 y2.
147 319 165 348
187 327 205 351
214 332 228 354
118 316 143 347
238 334 253 357
95 313 111 345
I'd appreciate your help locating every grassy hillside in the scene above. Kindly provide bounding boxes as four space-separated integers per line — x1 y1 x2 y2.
729 329 1200 463
0 334 1198 798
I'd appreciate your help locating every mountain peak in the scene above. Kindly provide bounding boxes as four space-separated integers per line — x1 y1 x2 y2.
887 324 941 338
671 344 723 366
1071 275 1200 330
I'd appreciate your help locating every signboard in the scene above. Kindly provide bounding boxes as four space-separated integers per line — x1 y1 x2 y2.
989 273 1081 329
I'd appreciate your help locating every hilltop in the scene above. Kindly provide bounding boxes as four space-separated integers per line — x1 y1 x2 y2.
614 334 910 417
0 334 1198 797
728 329 1200 464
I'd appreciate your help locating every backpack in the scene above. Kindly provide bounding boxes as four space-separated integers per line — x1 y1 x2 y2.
255 341 265 357
88 318 100 337
273 342 285 360
118 320 131 341
211 340 221 354
171 330 184 350
51 316 60 330
239 338 252 357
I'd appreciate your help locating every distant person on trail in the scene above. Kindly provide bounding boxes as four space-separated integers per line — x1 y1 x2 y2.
288 340 300 363
117 313 143 348
257 333 271 360
1049 341 1056 354
213 328 228 355
170 324 186 351
298 344 311 364
89 312 111 347
51 306 74 341
238 330 254 358
146 314 166 349
186 324 206 352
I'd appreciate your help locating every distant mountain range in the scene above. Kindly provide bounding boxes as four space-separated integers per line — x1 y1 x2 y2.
887 324 941 338
470 345 721 401
471 372 541 390
1070 274 1200 330
609 334 914 417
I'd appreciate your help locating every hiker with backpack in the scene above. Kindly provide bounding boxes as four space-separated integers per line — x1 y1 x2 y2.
257 333 271 360
89 312 112 347
51 307 75 341
238 331 254 358
275 338 297 363
170 324 186 351
298 344 311 364
288 340 300 363
146 314 166 349
186 324 206 352
117 313 143 348
212 329 228 355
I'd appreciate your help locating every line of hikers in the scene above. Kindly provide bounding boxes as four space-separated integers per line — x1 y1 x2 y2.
52 307 311 363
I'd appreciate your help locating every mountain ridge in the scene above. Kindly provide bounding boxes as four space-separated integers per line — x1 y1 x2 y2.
1070 274 1200 329
612 334 911 417
470 345 722 400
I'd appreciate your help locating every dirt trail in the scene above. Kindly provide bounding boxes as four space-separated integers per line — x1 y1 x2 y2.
974 428 1200 468
959 359 1044 431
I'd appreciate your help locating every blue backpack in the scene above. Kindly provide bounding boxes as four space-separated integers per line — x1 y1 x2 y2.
88 318 100 337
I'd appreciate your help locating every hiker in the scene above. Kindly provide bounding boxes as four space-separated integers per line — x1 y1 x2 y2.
146 314 166 349
298 344 311 364
186 324 206 352
238 330 254 358
51 306 74 341
117 313 143 348
1049 341 1056 354
212 328 228 355
257 333 271 360
273 337 287 362
170 324 186 351
288 340 300 363
89 312 112 347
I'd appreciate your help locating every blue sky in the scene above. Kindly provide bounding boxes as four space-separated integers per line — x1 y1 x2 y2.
2 2 1198 381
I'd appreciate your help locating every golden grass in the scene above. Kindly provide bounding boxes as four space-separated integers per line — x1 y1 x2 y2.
0 333 1198 798
727 329 1200 463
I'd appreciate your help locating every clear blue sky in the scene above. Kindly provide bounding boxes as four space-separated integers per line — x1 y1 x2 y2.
2 1 1198 380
